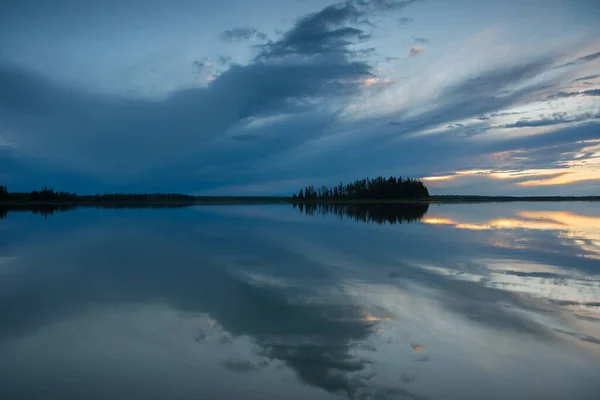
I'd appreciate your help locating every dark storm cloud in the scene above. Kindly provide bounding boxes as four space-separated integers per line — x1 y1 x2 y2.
0 0 427 178
256 0 420 59
0 54 369 172
555 51 600 69
0 0 427 184
220 27 266 42
256 2 370 59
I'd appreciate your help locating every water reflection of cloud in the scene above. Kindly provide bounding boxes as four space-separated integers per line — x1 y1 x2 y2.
0 223 425 399
1 205 600 399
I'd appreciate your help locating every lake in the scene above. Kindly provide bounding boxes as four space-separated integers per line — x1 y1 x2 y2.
1 202 599 399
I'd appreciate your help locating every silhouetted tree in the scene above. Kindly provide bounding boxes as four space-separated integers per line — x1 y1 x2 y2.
0 185 196 204
293 176 429 200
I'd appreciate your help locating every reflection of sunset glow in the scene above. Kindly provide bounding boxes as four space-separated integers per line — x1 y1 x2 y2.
423 211 600 258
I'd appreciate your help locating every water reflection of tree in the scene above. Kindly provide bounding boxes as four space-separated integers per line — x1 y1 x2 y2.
0 205 78 220
293 202 429 225
0 204 192 220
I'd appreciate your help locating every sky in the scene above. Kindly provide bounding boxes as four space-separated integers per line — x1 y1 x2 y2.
1 0 599 195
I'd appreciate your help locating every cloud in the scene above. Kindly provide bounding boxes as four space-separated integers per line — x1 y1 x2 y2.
218 56 232 65
0 0 427 189
408 45 423 57
573 74 600 82
220 27 266 42
365 0 419 11
256 0 420 60
192 60 207 70
555 51 600 69
546 88 600 99
412 37 429 43
499 111 600 128
398 17 415 24
1 0 598 196
222 359 260 372
255 2 370 59
0 38 372 175
200 43 600 197
400 372 416 383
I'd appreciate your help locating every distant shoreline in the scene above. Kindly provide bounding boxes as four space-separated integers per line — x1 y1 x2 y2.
1 195 599 207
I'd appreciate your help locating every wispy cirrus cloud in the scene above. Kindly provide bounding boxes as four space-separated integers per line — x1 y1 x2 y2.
546 88 600 99
555 51 600 69
499 111 600 128
573 74 600 83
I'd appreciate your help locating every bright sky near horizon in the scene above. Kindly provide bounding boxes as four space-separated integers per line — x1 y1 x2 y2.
1 0 599 195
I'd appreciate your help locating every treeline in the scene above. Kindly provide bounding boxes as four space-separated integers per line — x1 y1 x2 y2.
294 202 429 225
0 185 195 203
293 176 429 200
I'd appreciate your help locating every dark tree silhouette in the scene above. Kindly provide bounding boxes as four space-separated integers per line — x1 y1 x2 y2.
0 185 199 219
0 185 195 203
295 176 429 200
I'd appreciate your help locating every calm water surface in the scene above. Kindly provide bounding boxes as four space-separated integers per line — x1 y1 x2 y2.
1 203 599 399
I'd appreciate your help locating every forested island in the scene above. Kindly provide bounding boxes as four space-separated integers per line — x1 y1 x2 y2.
293 176 429 201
